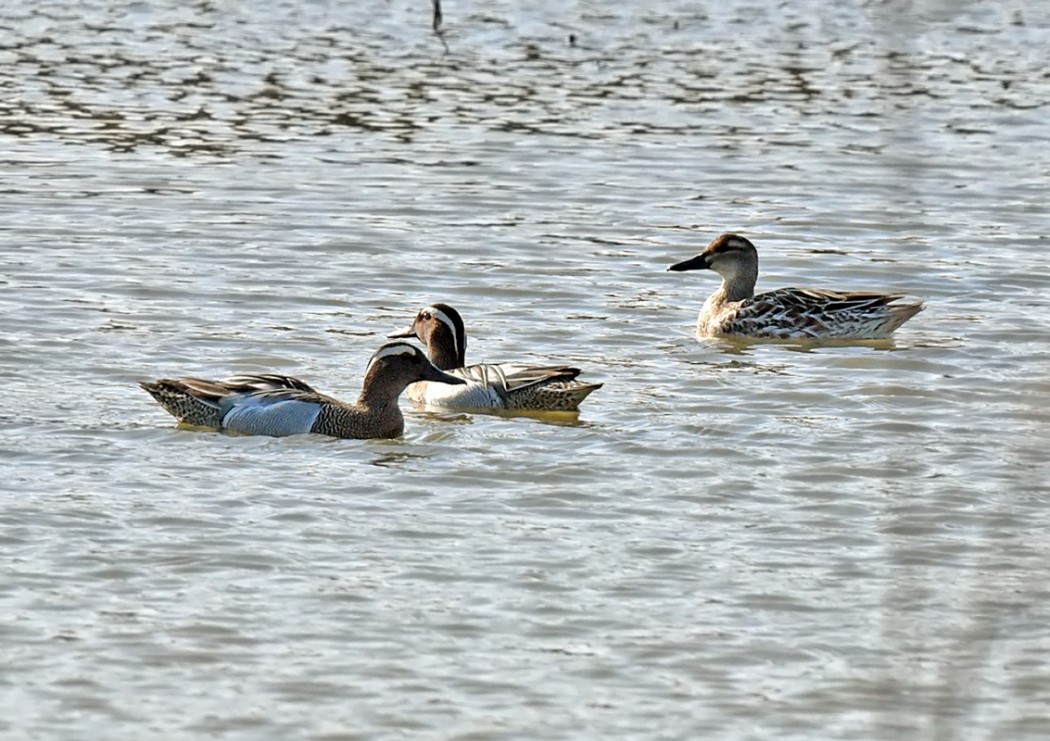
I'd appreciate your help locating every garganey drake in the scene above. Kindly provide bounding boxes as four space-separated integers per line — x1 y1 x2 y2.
668 233 925 339
388 303 603 412
140 341 465 439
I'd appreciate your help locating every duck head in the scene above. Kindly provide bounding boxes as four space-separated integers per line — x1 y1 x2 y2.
362 341 465 403
388 303 466 370
668 233 759 300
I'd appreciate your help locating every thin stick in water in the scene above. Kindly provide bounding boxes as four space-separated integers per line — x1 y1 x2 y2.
431 0 443 32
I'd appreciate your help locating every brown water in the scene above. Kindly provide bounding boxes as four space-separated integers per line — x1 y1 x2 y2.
2 1 1049 738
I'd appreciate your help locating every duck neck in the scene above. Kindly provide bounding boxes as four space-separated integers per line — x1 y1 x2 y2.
356 385 403 437
357 368 402 410
427 324 464 370
719 264 757 302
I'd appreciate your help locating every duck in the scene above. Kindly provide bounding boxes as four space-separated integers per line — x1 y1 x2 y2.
139 341 466 439
387 303 602 411
668 233 925 339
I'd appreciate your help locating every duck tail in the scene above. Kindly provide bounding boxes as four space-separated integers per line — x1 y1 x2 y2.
535 381 604 411
140 378 225 428
885 298 925 333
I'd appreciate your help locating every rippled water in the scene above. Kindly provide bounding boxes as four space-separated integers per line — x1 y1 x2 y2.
3 0 1050 737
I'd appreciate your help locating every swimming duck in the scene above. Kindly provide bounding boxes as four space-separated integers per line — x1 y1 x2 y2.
668 233 925 339
388 303 602 411
140 341 465 439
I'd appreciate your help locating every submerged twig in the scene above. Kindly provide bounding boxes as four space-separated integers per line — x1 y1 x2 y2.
431 0 449 54
431 0 443 32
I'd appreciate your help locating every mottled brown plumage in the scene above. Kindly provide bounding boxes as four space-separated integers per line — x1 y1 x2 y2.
669 233 925 339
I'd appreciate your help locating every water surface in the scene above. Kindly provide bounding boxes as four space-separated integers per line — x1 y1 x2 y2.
2 1 1049 738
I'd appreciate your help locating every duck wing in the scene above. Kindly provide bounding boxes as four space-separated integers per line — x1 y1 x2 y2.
455 363 582 394
218 374 321 394
730 287 919 338
141 374 334 431
216 379 349 436
192 375 338 434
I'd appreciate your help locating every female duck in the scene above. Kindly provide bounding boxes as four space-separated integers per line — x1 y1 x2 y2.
388 303 602 411
668 233 924 339
140 342 465 439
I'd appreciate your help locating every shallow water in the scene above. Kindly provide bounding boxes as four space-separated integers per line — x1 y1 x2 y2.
2 0 1050 738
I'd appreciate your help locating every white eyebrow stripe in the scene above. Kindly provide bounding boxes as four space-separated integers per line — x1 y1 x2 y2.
366 343 419 373
425 305 460 360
